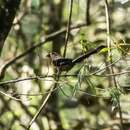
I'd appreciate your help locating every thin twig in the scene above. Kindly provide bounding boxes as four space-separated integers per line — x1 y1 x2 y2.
26 68 61 130
86 0 91 25
89 58 121 76
0 90 21 101
1 70 130 86
63 0 73 57
104 0 123 129
0 75 53 85
26 84 55 129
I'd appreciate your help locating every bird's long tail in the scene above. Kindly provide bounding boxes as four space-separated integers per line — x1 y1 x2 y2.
72 45 106 65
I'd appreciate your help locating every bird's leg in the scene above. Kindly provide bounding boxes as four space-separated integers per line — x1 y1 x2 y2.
56 67 60 75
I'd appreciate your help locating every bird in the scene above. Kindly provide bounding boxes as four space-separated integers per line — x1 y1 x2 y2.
47 45 106 72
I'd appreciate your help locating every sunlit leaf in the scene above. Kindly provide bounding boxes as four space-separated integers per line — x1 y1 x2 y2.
99 47 110 53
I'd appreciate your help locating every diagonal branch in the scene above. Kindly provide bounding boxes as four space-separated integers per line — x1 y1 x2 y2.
0 23 86 80
26 85 55 130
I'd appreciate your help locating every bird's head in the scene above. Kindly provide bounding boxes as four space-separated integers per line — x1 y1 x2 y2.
46 52 57 57
46 52 62 60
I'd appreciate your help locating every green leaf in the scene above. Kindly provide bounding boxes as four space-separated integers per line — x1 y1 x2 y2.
99 47 110 53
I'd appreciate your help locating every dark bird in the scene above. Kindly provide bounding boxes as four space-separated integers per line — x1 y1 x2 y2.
47 45 106 72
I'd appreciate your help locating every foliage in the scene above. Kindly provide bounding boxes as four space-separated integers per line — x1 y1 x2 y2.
0 0 130 130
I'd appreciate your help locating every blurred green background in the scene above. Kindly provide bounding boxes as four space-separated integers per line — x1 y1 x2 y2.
0 0 130 130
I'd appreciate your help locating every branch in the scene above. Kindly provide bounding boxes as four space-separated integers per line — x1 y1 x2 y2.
0 0 21 54
26 85 55 130
0 57 122 86
26 70 61 129
104 0 123 128
63 0 73 57
86 0 91 25
0 22 86 80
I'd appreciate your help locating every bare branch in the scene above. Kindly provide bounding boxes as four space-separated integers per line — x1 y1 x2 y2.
63 0 73 57
86 0 91 25
104 0 123 128
26 85 55 130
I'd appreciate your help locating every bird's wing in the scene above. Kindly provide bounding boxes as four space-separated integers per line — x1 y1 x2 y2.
53 58 73 66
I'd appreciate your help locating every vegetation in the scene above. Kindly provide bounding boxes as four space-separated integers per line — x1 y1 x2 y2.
0 0 130 130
